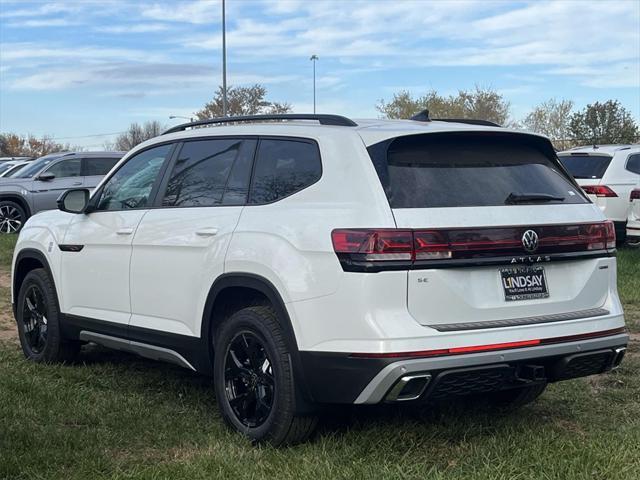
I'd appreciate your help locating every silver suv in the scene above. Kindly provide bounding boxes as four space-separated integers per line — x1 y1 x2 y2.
0 151 123 233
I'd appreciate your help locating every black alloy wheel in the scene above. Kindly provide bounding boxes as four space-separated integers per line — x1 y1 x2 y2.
0 201 26 234
21 284 48 354
224 331 275 428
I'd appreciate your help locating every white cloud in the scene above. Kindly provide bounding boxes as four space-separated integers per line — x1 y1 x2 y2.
95 23 171 34
141 0 220 24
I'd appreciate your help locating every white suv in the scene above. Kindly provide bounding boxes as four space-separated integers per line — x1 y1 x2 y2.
628 188 640 245
558 145 640 243
12 114 628 445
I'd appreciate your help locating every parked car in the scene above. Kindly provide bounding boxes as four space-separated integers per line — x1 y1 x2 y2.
0 151 123 233
558 145 640 243
12 114 627 446
627 189 640 246
0 162 30 178
0 160 30 177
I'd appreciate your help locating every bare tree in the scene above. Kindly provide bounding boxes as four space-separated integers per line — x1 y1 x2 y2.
107 121 165 151
196 84 292 119
376 86 512 125
0 133 76 157
523 99 574 150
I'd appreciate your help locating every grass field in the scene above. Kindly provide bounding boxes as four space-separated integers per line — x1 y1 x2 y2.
0 235 638 480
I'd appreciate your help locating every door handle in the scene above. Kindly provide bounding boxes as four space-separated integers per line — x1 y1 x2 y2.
196 228 219 237
116 228 134 235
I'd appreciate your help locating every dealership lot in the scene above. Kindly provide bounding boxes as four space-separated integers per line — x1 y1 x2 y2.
0 234 638 479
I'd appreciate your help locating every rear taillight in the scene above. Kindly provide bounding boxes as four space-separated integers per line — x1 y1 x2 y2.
582 185 618 197
630 189 640 200
332 222 616 272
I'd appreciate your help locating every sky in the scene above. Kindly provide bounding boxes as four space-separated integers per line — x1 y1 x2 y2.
0 0 639 150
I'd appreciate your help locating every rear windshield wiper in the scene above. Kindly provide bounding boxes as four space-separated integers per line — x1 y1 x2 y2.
505 192 565 204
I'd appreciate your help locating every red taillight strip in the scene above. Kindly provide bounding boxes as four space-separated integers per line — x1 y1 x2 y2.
349 327 626 359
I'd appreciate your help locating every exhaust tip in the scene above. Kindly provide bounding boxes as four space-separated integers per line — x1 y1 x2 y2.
612 347 626 368
385 374 431 402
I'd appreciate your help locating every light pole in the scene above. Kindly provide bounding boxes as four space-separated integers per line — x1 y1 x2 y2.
169 115 194 122
310 54 318 114
222 0 228 117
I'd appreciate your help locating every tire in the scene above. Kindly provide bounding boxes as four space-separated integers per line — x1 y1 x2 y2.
213 306 317 446
15 268 80 363
487 382 547 409
0 200 27 234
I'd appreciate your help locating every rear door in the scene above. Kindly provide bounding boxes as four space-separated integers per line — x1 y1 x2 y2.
367 132 613 328
128 137 255 337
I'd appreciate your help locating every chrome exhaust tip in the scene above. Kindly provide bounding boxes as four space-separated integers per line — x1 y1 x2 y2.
612 347 626 368
385 374 432 402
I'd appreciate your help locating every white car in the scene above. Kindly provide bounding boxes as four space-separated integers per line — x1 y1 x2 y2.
11 113 627 445
627 189 640 246
558 145 640 243
0 161 30 178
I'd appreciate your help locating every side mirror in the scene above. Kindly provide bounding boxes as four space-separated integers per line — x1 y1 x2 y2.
37 172 55 181
57 188 90 214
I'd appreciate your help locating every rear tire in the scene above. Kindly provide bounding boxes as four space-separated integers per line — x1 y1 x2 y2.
213 306 317 446
487 383 547 408
15 268 80 363
0 200 27 234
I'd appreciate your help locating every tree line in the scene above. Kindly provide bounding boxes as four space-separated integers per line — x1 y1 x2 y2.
1 85 638 156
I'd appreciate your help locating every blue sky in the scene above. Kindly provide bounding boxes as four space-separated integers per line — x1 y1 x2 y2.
0 0 639 149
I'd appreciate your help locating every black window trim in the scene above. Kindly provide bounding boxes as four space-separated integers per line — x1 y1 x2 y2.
247 135 323 206
624 153 640 175
87 141 178 214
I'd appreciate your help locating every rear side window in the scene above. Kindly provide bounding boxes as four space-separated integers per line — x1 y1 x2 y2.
83 157 119 176
626 154 640 175
162 138 249 208
368 133 586 208
249 139 321 204
558 154 612 179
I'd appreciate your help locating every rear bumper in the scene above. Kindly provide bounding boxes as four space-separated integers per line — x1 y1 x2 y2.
299 333 628 405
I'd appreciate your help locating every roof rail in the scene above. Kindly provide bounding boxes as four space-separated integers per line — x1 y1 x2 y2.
410 109 431 122
162 114 358 135
432 118 502 127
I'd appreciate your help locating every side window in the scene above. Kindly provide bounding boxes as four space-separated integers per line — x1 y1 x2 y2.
249 139 321 204
44 158 81 178
626 154 640 175
83 157 119 176
96 144 171 211
162 138 248 208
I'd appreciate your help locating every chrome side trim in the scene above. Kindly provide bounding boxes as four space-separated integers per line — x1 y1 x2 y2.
79 331 196 371
354 333 628 404
430 308 609 332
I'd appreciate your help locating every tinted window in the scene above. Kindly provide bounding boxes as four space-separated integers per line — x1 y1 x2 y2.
626 154 640 175
96 144 171 211
369 134 586 208
84 157 119 176
249 139 321 204
45 158 81 178
162 139 245 207
558 154 613 179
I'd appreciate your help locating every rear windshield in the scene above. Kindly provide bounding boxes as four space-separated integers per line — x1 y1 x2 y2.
557 154 612 179
367 133 586 208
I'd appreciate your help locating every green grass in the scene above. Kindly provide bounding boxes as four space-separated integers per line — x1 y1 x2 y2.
0 237 639 479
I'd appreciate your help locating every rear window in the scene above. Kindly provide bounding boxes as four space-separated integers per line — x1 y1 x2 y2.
83 157 119 176
557 154 612 179
368 133 586 208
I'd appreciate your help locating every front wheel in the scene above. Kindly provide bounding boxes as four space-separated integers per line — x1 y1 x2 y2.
213 306 317 446
16 269 80 363
0 200 27 234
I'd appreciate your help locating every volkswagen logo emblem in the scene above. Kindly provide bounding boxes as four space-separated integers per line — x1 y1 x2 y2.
522 230 539 253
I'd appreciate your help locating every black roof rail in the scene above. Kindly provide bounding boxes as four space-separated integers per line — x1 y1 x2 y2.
432 118 502 127
162 114 358 135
